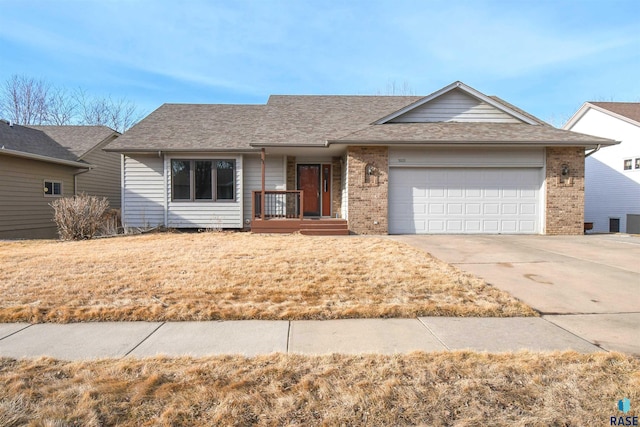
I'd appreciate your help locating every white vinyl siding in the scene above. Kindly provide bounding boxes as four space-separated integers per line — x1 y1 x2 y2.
390 89 522 123
122 155 165 228
242 154 286 225
567 108 640 233
390 147 545 168
166 154 243 229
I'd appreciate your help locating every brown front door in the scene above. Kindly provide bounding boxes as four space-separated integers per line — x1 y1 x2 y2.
297 165 320 216
322 164 331 217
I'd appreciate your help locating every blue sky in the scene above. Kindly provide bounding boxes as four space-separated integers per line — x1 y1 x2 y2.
1 0 638 126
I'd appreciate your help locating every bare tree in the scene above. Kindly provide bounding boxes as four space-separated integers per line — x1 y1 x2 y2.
377 80 416 96
1 74 50 124
0 74 142 132
75 89 141 132
47 86 77 125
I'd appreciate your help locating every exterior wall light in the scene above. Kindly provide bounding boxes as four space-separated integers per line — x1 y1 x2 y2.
561 164 570 176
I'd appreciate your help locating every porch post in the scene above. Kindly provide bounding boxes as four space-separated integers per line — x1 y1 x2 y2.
261 148 266 220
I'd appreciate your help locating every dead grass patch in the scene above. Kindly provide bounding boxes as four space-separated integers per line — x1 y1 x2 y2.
0 351 637 426
0 232 534 322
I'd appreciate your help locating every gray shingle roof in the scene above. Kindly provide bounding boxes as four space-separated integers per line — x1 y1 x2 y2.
254 95 422 145
28 125 118 158
107 94 616 152
331 122 616 145
0 120 80 162
107 104 264 151
590 102 640 125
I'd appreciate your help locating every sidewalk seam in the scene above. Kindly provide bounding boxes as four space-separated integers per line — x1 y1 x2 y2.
0 324 32 342
416 318 450 351
540 316 606 352
123 322 166 358
286 321 291 354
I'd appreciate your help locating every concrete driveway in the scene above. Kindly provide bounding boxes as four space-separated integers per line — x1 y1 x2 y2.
391 234 640 355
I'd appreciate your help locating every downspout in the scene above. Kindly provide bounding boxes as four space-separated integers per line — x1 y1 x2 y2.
73 167 92 195
585 144 601 158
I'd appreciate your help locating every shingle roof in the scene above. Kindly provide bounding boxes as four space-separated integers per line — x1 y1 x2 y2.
254 95 423 145
0 120 80 162
28 125 118 158
106 104 264 151
107 93 616 152
590 102 640 125
330 122 616 145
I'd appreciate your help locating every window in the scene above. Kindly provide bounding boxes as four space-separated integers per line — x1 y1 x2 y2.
171 159 235 201
624 159 632 170
44 180 62 197
635 158 640 169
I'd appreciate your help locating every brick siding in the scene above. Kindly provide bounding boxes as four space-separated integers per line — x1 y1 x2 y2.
346 146 388 234
545 147 585 235
331 156 342 218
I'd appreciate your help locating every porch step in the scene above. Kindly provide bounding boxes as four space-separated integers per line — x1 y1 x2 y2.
299 219 349 236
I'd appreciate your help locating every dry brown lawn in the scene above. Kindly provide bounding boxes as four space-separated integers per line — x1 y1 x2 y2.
1 351 638 426
0 232 534 323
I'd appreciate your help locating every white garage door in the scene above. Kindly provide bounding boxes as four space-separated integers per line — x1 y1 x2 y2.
389 168 542 234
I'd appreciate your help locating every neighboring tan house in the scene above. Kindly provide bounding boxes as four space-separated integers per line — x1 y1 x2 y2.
563 102 639 234
106 81 616 236
0 121 120 239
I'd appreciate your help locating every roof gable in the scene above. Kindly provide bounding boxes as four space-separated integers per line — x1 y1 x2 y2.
28 125 119 158
0 120 84 165
564 102 640 130
375 81 539 125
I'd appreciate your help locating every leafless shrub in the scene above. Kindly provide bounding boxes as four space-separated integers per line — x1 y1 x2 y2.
50 194 110 240
101 209 122 236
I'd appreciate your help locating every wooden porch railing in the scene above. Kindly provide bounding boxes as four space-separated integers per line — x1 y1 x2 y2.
252 190 304 220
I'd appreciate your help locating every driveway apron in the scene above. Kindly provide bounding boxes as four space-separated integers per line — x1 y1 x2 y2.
391 234 640 355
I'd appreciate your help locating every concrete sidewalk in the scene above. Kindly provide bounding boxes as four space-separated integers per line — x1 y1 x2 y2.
0 317 600 361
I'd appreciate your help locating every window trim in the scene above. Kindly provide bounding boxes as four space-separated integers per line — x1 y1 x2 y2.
43 180 63 197
170 158 236 202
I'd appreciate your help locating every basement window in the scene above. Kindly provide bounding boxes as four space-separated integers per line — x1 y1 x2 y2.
171 159 235 201
44 180 62 197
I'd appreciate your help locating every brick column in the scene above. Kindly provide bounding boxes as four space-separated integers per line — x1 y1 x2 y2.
545 147 585 235
347 146 388 234
331 156 342 218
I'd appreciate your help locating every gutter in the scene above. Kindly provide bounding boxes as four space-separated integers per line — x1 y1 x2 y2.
73 167 93 195
0 146 90 168
585 144 602 158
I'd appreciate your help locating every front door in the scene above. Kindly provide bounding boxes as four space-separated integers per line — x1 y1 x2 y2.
297 165 321 216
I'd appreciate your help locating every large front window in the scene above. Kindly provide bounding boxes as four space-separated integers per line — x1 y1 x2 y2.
171 159 235 201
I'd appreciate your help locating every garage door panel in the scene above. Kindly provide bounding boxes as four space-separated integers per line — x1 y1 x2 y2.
389 167 541 234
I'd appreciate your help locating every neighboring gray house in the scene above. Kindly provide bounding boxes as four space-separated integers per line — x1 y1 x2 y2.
106 81 616 236
0 121 120 239
563 102 640 233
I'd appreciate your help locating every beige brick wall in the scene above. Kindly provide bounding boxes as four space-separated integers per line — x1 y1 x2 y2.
346 146 388 234
545 147 585 235
286 156 296 191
